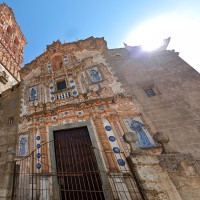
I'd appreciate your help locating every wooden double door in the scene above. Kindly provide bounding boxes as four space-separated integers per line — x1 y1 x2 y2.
54 127 105 200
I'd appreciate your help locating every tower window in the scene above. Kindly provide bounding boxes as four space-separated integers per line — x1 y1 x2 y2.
57 80 67 91
8 117 14 124
144 88 156 97
7 26 12 35
14 37 19 46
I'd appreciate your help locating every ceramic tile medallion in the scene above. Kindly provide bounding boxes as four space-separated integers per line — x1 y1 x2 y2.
18 135 28 156
87 66 102 83
98 105 104 110
63 55 68 65
47 62 51 73
124 117 155 148
29 86 37 101
36 163 41 169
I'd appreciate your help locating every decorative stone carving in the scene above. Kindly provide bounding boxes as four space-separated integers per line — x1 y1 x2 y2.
92 115 111 151
153 132 177 154
123 132 142 155
7 146 15 155
7 146 15 161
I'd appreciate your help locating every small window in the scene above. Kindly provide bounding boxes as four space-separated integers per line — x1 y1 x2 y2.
8 117 14 124
144 88 156 97
57 80 67 91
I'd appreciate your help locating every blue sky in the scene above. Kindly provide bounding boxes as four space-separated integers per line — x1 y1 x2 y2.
3 0 200 72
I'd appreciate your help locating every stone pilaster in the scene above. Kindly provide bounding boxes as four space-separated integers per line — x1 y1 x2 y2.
93 115 118 171
160 153 200 200
128 154 182 200
123 132 182 200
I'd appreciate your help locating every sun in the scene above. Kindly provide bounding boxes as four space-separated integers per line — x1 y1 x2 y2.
125 15 199 50
125 15 200 72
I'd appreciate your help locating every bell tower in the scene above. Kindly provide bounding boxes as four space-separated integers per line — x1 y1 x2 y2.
0 3 26 92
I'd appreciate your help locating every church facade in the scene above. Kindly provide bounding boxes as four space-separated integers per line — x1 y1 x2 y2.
0 3 200 200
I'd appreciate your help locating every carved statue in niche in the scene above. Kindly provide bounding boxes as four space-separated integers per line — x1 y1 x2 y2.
51 55 63 71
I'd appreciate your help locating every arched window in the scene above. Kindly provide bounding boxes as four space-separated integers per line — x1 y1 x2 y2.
14 36 19 46
4 25 12 44
6 25 12 35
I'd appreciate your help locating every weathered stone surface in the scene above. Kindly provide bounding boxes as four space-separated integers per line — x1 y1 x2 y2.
128 154 182 200
0 3 200 198
105 48 200 159
0 189 7 198
131 155 160 165
0 85 20 163
160 153 200 200
159 153 200 174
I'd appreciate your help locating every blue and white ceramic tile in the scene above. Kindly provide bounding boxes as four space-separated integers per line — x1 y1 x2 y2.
63 55 68 65
47 62 51 73
18 135 28 156
87 67 102 83
52 116 57 121
63 111 70 116
69 78 78 96
29 86 37 101
76 111 83 116
98 105 104 110
102 118 127 170
35 127 41 171
49 84 55 102
123 117 156 148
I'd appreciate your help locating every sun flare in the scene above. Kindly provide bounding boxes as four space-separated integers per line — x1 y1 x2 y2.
125 15 200 72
